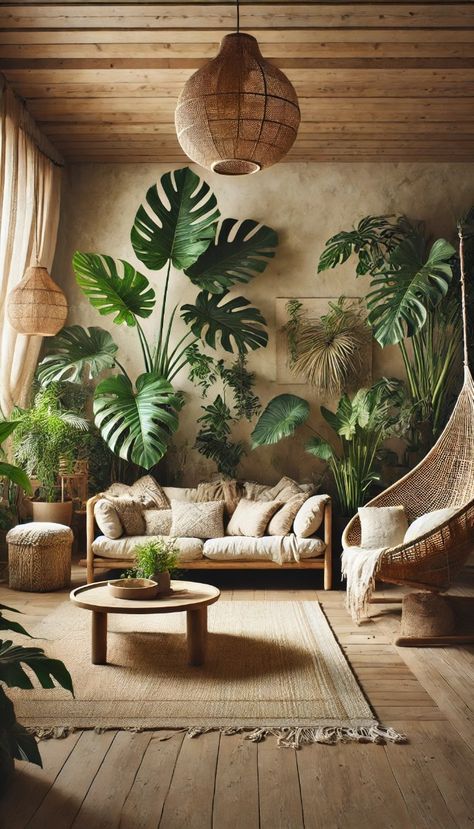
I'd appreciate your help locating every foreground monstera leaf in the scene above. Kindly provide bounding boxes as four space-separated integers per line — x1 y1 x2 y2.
93 373 180 469
181 291 268 354
131 167 219 271
0 641 74 694
37 325 118 385
367 236 455 346
251 394 310 447
184 218 278 294
73 252 155 326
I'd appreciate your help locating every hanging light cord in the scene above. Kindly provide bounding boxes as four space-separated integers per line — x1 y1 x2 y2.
236 0 240 33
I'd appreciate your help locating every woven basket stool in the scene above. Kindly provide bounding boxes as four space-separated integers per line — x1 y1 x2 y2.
7 522 73 592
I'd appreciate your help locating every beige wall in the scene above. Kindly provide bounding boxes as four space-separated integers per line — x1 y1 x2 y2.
52 161 474 485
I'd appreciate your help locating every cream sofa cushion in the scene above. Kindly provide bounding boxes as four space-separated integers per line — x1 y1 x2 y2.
94 498 123 539
359 505 408 549
170 499 225 539
226 498 282 537
404 507 459 544
203 534 325 563
293 495 329 538
92 535 203 561
267 493 308 536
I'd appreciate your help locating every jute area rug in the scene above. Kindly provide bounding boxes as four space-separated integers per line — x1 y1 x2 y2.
13 599 405 747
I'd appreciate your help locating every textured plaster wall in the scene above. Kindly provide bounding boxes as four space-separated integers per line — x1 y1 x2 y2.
52 161 474 486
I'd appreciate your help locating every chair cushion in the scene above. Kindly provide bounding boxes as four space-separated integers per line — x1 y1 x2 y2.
170 499 225 539
358 505 408 549
92 535 203 561
404 507 460 544
226 498 282 537
94 499 123 540
293 495 329 538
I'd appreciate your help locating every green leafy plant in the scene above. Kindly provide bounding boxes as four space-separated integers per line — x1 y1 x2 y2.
187 348 260 477
283 297 369 394
11 384 88 502
251 380 404 514
0 602 74 789
38 167 278 469
124 538 179 579
0 421 31 496
317 213 460 449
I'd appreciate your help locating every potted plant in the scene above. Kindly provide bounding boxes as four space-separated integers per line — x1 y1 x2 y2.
0 420 32 564
11 384 88 525
0 602 73 792
124 538 179 595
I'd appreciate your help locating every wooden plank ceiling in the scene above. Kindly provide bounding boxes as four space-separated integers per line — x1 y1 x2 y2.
1 1 474 164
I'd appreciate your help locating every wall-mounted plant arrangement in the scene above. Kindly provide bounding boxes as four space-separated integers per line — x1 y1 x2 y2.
37 167 278 470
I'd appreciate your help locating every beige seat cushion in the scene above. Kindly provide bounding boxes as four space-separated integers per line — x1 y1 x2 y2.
92 535 203 562
293 495 329 538
170 499 225 539
94 499 123 540
203 534 325 563
226 498 282 537
144 509 172 536
359 505 408 549
267 493 309 536
404 507 460 544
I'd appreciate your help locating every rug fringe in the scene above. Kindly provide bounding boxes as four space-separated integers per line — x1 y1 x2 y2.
27 723 407 747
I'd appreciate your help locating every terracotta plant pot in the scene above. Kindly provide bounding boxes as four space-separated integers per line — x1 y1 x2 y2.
31 500 73 527
154 570 171 595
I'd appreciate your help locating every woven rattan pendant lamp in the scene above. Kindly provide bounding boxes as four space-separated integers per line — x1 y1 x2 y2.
7 156 67 336
175 0 300 175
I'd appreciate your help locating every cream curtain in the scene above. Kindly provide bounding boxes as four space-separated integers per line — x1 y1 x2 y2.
0 81 63 415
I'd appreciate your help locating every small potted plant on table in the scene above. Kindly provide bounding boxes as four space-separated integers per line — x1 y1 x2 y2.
125 538 179 595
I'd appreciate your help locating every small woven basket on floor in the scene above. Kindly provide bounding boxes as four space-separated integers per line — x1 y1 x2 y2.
7 522 73 592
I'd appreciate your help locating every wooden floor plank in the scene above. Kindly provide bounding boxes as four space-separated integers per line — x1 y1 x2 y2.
0 733 81 828
158 731 220 829
27 731 115 829
119 731 185 829
72 732 152 829
257 738 304 829
297 742 412 829
213 734 259 829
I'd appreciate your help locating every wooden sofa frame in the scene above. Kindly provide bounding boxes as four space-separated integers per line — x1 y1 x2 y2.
81 494 333 589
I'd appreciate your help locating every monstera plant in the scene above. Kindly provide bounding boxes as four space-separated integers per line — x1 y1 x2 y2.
38 167 278 469
317 214 459 448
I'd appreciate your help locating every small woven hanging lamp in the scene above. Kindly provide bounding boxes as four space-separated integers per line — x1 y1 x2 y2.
175 0 300 175
7 156 67 336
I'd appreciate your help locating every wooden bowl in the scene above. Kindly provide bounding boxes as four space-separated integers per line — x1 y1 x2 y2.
108 578 158 600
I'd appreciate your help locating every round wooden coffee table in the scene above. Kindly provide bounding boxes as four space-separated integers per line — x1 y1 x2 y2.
70 580 220 667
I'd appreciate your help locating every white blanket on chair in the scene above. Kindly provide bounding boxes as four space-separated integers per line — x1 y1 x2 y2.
341 546 386 623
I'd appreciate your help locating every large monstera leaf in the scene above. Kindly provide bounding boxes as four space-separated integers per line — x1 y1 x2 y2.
184 219 278 294
73 252 155 326
37 326 118 385
367 236 455 346
131 167 220 271
0 641 74 694
93 373 180 469
251 394 310 447
181 291 268 354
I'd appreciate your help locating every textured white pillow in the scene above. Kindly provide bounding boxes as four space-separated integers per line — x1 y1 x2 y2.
144 509 173 536
226 499 282 537
359 505 408 549
404 507 459 544
170 499 225 539
94 499 123 539
293 495 329 538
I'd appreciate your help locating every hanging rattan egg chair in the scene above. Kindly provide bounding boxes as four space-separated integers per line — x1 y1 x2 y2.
342 228 474 643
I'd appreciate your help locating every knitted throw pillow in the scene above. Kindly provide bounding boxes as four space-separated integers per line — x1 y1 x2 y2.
170 500 225 539
105 497 146 536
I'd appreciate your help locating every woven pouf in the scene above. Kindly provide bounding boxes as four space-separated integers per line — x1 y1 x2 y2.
399 591 456 639
7 522 73 592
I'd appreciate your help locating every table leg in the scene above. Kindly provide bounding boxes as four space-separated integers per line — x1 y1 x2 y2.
92 611 108 665
186 608 207 666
